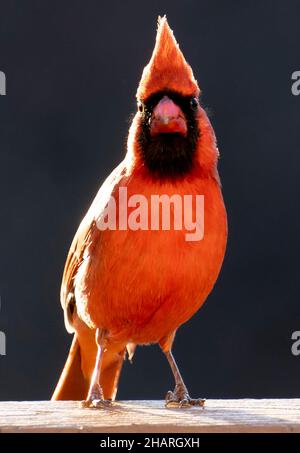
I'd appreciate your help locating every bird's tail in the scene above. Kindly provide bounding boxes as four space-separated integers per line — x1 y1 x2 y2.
51 335 88 400
51 333 126 401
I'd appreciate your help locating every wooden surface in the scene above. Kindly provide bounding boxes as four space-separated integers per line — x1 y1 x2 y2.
0 399 300 433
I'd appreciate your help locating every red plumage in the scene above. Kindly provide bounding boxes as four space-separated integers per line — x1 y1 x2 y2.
52 16 227 407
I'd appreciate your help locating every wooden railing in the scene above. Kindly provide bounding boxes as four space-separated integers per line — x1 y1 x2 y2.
0 399 299 433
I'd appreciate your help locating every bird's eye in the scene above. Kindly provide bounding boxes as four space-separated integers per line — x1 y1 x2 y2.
190 97 199 111
137 101 144 113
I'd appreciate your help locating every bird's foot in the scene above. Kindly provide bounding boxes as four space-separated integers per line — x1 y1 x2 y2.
80 383 112 409
165 384 205 408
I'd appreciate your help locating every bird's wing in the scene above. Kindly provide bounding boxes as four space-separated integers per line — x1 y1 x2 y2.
60 161 127 332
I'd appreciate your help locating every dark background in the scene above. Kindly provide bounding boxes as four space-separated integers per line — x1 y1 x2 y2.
0 0 299 401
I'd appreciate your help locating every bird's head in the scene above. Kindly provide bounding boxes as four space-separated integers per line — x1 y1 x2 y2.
128 16 219 180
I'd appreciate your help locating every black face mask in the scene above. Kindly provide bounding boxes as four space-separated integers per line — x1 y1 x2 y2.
137 90 200 179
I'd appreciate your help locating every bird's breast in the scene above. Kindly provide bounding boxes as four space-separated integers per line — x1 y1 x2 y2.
75 175 227 344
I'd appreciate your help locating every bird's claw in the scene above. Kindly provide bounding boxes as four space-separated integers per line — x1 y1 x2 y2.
80 398 112 409
80 383 112 409
165 388 205 408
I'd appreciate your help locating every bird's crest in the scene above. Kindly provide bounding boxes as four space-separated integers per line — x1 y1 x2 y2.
136 16 200 101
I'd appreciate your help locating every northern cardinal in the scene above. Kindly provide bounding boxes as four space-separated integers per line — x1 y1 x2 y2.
52 16 227 408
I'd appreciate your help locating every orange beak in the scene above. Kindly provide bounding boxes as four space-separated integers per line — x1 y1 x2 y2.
150 96 187 136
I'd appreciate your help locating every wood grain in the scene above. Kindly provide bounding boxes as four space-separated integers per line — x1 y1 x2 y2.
0 399 299 433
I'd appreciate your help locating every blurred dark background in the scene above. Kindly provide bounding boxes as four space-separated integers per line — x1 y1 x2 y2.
0 0 299 400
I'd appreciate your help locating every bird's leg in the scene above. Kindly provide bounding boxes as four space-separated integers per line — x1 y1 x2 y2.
81 328 111 408
164 350 205 408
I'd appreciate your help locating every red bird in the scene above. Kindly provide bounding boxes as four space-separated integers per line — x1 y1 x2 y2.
52 16 227 408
